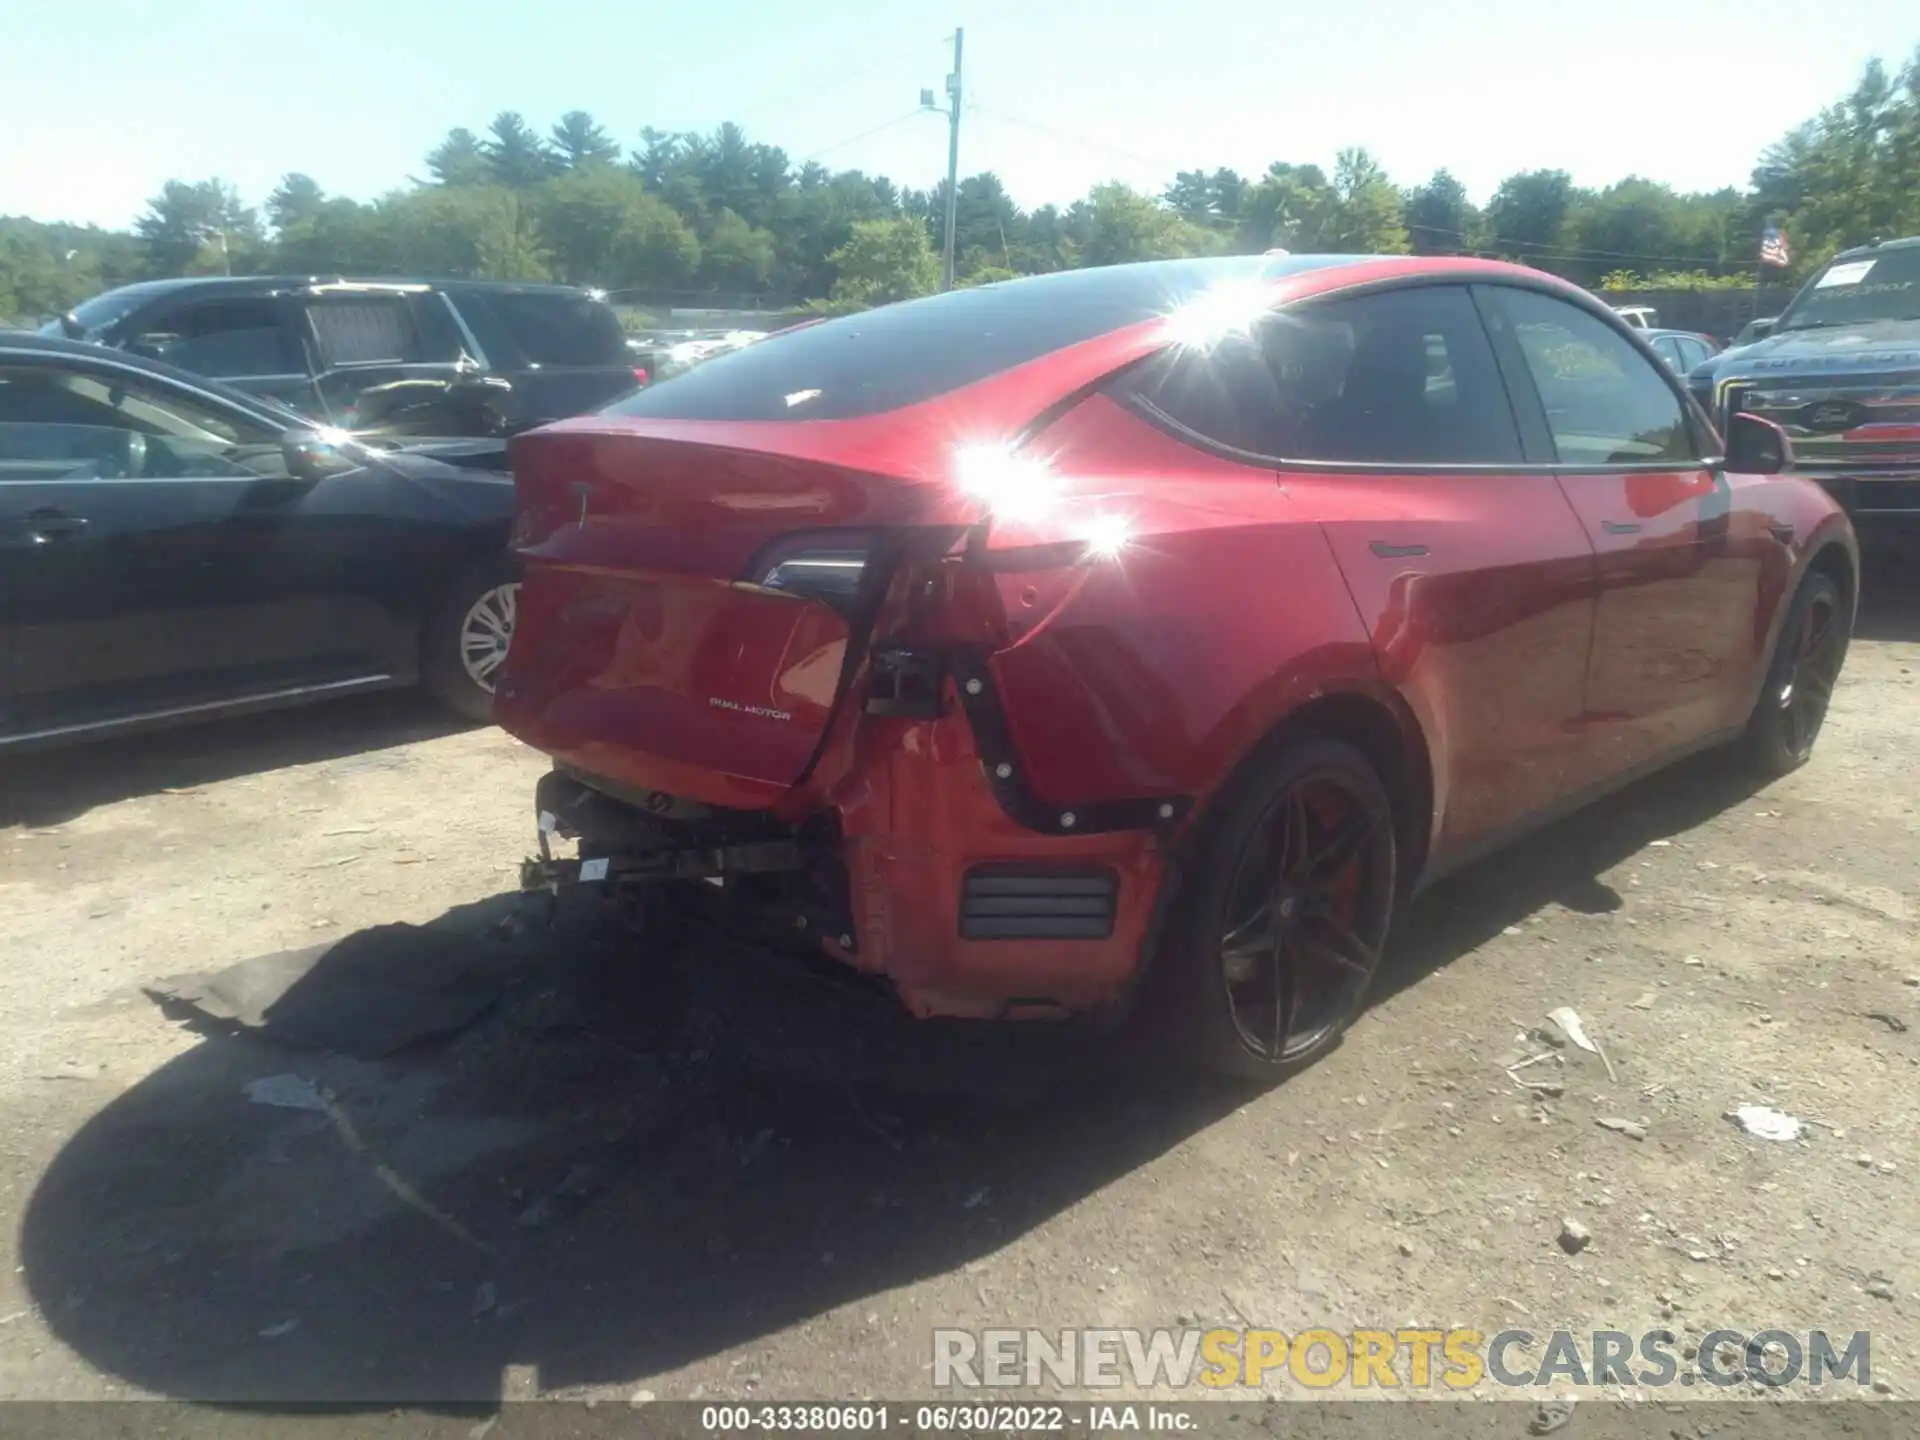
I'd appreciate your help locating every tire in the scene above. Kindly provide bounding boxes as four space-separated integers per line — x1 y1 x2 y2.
1150 737 1398 1081
421 556 521 723
1741 570 1849 778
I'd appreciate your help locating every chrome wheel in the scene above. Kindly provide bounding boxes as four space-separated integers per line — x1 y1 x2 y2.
1217 768 1391 1063
459 582 518 693
1775 585 1845 760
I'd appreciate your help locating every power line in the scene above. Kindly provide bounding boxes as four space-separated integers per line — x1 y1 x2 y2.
975 119 1746 268
725 37 954 126
958 103 1762 272
1403 221 1745 269
971 104 1176 174
799 109 934 165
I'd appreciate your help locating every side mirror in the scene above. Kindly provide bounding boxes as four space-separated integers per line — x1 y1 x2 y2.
281 425 358 483
446 374 514 435
1748 317 1777 342
1726 413 1791 475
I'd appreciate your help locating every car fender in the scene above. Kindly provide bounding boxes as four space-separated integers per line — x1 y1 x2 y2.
986 514 1383 814
1749 506 1859 697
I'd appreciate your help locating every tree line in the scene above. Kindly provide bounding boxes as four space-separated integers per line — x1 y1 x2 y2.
3 47 1917 325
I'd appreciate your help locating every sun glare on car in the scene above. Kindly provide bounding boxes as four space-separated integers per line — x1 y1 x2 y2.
1080 512 1132 561
952 442 1062 521
1162 278 1274 351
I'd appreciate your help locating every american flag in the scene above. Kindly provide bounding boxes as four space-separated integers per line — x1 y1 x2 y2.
1760 224 1792 268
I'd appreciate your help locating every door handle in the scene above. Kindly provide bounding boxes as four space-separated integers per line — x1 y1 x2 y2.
1768 522 1795 545
1602 520 1642 535
1369 541 1428 558
26 509 90 540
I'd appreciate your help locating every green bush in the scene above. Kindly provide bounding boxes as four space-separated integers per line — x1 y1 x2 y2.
1599 269 1753 292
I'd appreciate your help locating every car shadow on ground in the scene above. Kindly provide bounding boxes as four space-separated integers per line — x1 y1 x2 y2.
1856 542 1920 642
1856 587 1920 643
0 692 475 829
18 741 1781 1408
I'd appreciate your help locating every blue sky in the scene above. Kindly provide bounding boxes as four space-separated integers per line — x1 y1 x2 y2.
5 0 1915 229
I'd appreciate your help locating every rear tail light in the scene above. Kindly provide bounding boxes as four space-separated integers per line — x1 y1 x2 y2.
633 367 650 385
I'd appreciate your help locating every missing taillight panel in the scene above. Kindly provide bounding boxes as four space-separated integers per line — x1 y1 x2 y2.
740 529 878 612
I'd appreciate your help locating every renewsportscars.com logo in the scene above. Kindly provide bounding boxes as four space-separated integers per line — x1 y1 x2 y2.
932 1328 1874 1391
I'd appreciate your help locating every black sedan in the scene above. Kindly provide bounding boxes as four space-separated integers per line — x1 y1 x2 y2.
0 333 519 750
1642 327 1722 375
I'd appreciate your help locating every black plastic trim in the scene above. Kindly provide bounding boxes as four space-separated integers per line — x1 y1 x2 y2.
960 866 1119 941
866 647 946 717
948 651 1191 837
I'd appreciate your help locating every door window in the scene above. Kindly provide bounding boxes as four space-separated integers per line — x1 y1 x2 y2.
128 298 296 378
1490 288 1694 466
1117 283 1524 465
305 297 423 368
0 363 287 480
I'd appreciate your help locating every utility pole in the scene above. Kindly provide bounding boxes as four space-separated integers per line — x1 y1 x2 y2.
918 30 965 291
941 28 963 291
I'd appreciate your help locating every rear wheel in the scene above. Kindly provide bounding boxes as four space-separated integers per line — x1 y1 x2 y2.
1742 571 1849 777
1155 739 1398 1080
422 557 520 723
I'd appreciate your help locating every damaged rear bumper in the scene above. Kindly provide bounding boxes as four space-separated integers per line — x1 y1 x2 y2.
520 691 1176 1022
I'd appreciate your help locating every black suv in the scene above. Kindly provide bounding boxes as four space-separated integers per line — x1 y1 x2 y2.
43 277 644 439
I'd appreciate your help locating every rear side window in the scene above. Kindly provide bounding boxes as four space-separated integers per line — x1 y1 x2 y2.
608 256 1360 422
306 297 419 367
1489 287 1694 466
464 292 628 366
1119 283 1524 465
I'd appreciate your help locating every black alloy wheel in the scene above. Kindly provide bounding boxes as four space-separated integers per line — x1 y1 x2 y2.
1745 571 1849 776
1159 738 1398 1079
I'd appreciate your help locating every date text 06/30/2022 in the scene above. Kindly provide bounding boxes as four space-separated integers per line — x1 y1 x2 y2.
699 1405 1194 1431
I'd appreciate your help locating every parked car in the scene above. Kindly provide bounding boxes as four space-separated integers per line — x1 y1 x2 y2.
1612 304 1658 330
494 254 1856 1078
1643 327 1723 375
1687 235 1920 533
0 332 520 749
40 277 644 441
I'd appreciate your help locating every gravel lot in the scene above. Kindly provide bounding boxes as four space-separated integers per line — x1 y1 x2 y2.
0 571 1914 1412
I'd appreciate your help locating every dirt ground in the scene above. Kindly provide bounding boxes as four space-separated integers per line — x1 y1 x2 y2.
0 575 1914 1414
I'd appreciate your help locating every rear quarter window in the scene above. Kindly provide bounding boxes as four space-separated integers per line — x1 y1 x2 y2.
1118 283 1525 465
461 292 629 367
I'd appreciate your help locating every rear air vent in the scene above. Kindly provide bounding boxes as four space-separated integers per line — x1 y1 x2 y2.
959 867 1118 941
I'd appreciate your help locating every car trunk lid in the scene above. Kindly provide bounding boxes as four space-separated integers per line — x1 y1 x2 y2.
493 417 963 812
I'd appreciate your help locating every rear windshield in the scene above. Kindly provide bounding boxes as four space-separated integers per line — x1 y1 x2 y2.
608 256 1358 422
468 291 629 366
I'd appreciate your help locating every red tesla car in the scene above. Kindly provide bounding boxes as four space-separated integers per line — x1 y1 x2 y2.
494 255 1856 1077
